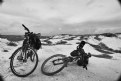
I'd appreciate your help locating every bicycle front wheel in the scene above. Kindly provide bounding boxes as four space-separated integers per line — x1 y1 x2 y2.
41 54 67 76
10 47 38 77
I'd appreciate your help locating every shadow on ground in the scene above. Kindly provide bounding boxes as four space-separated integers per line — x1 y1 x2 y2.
91 54 113 59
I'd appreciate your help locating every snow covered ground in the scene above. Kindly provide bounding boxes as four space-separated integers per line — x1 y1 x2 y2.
0 34 121 81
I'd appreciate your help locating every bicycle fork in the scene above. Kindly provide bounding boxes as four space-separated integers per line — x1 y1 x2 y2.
21 47 28 62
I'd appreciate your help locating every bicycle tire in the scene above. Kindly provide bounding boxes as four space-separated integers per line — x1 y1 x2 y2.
10 47 38 77
41 54 67 76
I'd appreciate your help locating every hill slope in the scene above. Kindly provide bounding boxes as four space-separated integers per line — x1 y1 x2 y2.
0 33 121 81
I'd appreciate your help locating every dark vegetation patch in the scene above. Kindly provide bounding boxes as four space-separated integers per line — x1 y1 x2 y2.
88 42 121 54
78 36 84 40
7 41 17 46
94 35 102 41
40 36 50 39
60 34 73 36
0 35 50 41
100 33 117 37
88 43 113 54
99 43 121 53
56 40 67 45
64 37 75 40
0 35 24 41
76 42 81 44
78 35 89 40
92 54 113 59
42 39 52 45
3 49 9 52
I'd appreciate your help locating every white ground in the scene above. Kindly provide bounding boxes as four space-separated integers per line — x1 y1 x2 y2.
0 36 121 81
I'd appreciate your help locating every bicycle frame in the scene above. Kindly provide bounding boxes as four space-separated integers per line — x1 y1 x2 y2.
9 24 40 77
41 53 91 76
9 24 35 59
51 55 82 66
52 57 68 65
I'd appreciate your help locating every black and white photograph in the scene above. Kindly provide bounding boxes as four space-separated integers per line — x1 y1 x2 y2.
0 0 121 81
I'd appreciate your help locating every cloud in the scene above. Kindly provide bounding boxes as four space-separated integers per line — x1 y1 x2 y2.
0 0 121 35
95 27 121 34
1 0 121 22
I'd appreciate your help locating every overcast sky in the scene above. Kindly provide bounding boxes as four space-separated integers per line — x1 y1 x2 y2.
0 0 121 35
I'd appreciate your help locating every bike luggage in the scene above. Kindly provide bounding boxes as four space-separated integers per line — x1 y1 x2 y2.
30 34 41 50
70 50 78 56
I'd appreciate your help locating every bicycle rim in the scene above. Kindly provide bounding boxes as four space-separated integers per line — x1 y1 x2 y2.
41 54 67 76
10 47 38 77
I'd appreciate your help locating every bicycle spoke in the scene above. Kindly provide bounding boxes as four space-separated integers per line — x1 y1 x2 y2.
43 57 64 73
10 47 38 77
41 54 67 75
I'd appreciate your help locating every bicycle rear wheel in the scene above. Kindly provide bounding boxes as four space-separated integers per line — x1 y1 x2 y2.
41 54 67 76
10 47 38 77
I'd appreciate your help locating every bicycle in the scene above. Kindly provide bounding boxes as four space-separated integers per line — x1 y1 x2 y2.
41 52 91 76
9 24 39 77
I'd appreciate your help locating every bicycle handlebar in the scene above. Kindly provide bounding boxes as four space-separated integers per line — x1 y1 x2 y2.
22 24 30 33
